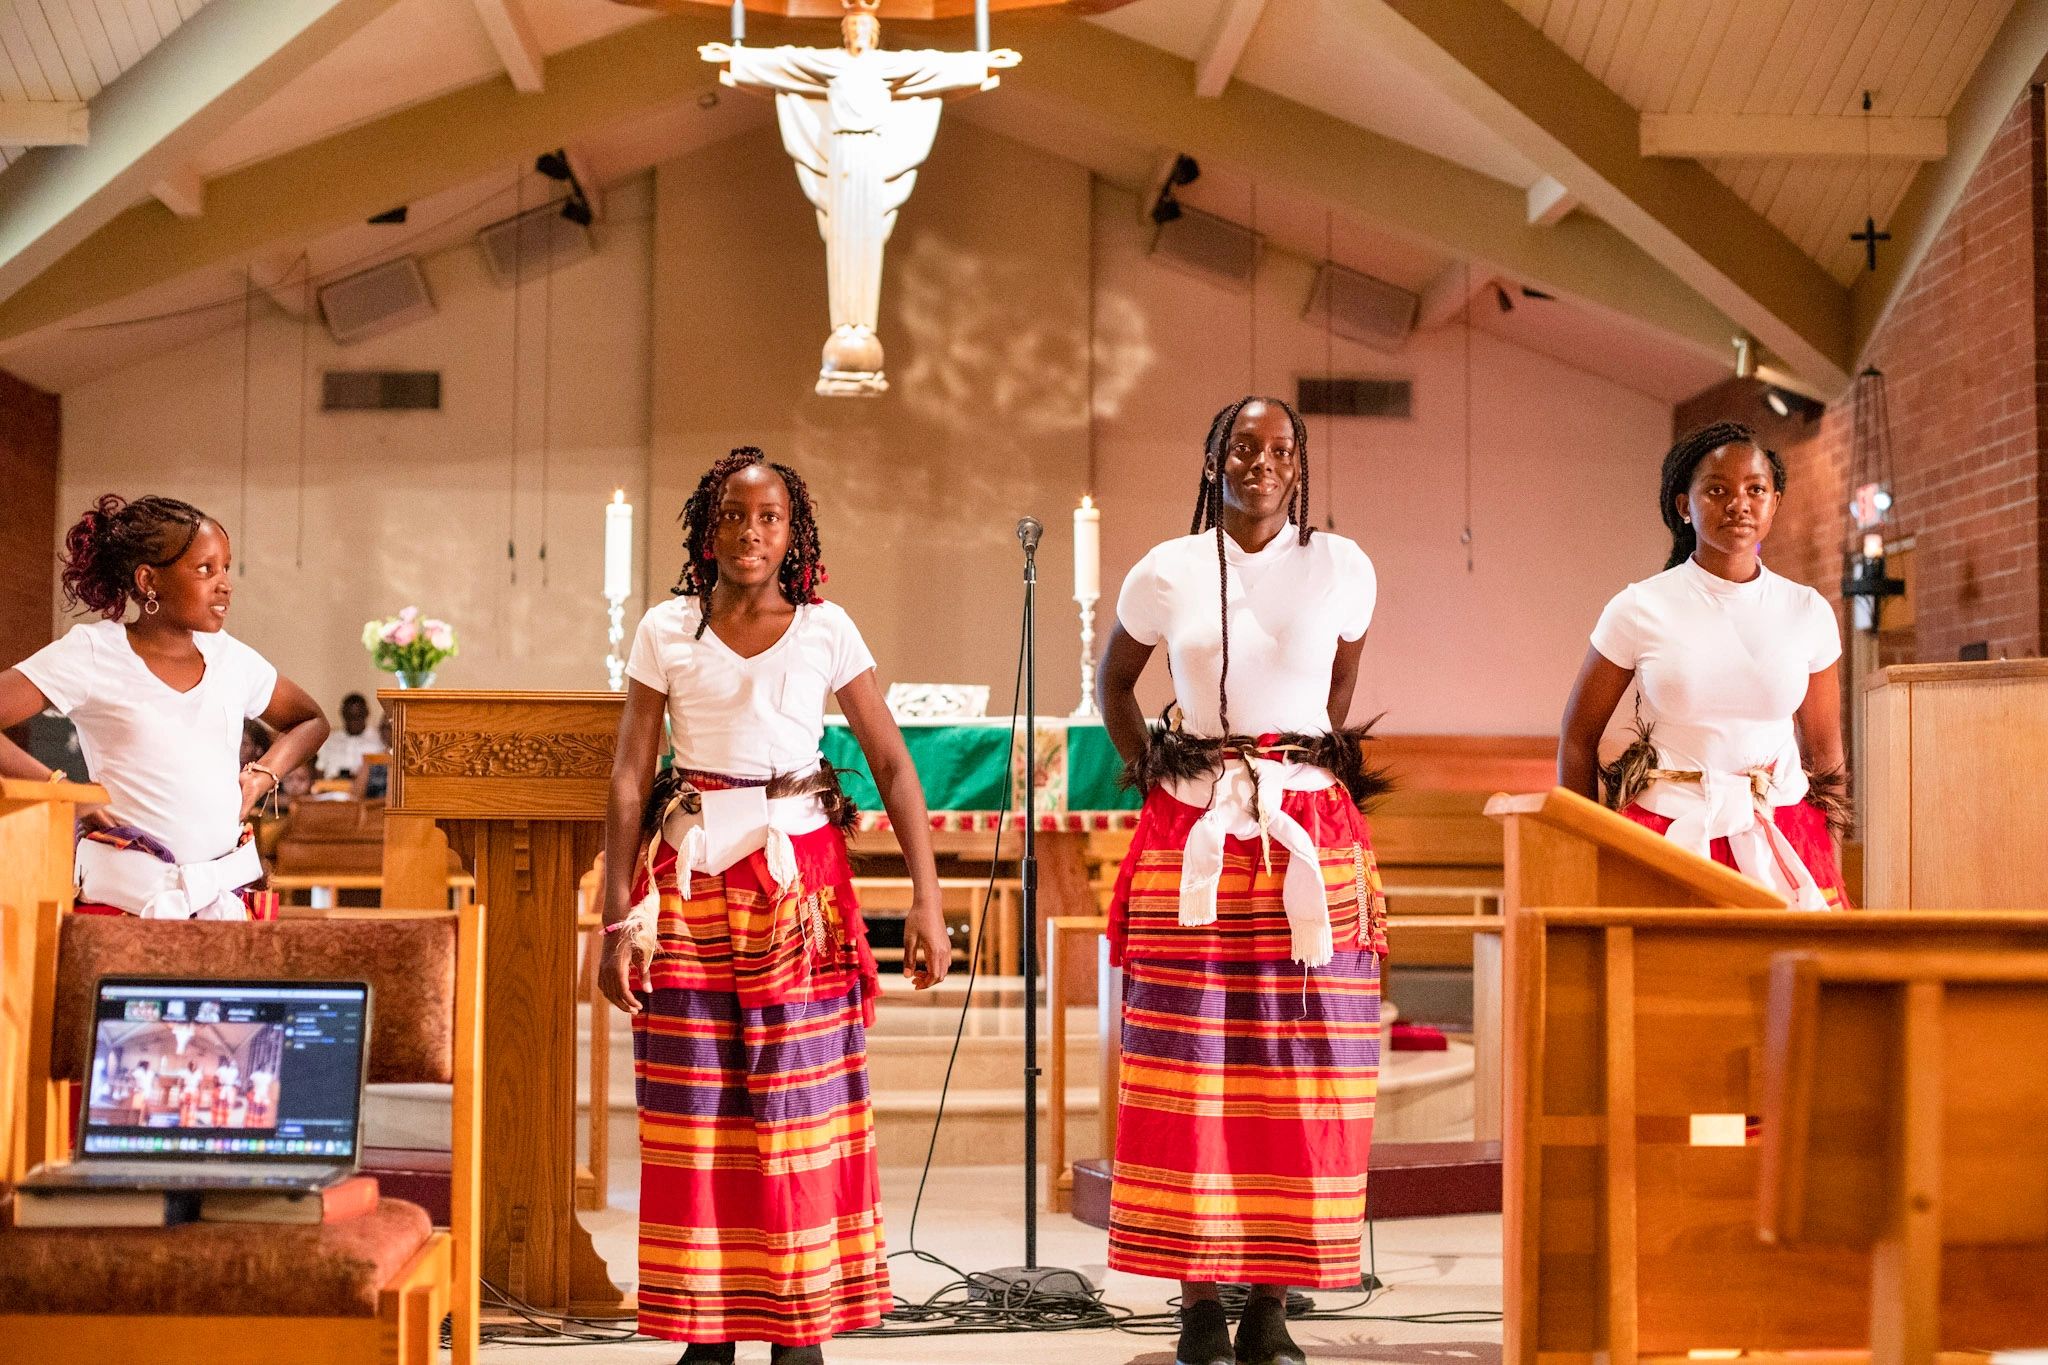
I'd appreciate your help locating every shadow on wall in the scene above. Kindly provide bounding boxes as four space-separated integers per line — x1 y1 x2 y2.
895 231 1155 437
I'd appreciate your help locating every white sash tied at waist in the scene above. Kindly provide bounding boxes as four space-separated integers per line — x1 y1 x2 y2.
76 838 261 921
1641 757 1830 911
1176 756 1335 968
621 782 829 962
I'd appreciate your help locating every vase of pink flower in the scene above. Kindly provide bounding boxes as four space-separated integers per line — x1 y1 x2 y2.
362 607 457 688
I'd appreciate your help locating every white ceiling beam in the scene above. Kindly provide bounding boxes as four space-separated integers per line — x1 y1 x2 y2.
150 165 205 219
1194 0 1270 98
1415 262 1493 329
1361 0 1851 395
471 0 545 94
1851 0 2048 357
1642 113 1947 161
0 0 400 309
0 103 89 146
1525 174 1575 225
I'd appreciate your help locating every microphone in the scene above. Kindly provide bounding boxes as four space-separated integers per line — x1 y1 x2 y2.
1015 516 1043 555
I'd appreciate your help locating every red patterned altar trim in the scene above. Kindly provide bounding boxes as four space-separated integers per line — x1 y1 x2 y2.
852 811 1140 834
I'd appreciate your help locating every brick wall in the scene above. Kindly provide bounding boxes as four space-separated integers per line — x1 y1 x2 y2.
0 367 58 674
1682 86 2048 664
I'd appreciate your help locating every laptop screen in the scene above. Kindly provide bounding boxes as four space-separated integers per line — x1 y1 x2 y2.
80 979 370 1161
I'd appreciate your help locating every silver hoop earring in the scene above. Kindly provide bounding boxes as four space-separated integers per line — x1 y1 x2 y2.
143 591 160 616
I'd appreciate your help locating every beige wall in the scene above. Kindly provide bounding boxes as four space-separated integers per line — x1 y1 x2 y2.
57 124 1672 738
56 177 655 714
650 119 1094 714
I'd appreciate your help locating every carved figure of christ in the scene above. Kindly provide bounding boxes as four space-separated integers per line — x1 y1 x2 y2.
701 31 1019 395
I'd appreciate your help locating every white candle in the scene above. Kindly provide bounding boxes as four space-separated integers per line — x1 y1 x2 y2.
604 489 633 602
1073 494 1100 603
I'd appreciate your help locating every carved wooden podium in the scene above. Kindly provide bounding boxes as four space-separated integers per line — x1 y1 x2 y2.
1 778 104 1181
381 690 624 1314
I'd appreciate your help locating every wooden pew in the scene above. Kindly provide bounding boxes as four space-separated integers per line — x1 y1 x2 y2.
1491 786 2048 1363
1 779 104 1180
1759 949 2048 1365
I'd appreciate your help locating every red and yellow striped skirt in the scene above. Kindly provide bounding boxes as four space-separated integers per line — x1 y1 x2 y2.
633 981 890 1345
1106 783 1385 1289
631 834 888 1346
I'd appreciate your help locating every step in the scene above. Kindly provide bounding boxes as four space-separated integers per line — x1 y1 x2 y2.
873 1085 1099 1169
1374 1040 1477 1144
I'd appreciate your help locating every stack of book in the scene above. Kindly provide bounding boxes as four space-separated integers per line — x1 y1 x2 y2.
12 1175 379 1229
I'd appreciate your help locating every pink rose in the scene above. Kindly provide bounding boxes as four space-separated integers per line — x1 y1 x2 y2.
399 606 421 622
426 624 453 651
379 621 402 644
390 620 418 647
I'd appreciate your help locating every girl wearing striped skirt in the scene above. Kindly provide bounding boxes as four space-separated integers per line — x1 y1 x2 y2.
1558 423 1851 908
1096 397 1390 1365
598 448 951 1365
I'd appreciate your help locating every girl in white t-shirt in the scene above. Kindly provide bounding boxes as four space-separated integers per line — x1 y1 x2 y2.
0 495 328 919
1559 421 1851 909
597 448 947 1365
1096 397 1388 1365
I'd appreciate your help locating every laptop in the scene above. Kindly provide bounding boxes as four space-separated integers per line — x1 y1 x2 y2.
22 976 372 1194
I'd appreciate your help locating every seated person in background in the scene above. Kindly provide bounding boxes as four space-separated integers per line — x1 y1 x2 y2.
315 692 380 776
352 711 396 800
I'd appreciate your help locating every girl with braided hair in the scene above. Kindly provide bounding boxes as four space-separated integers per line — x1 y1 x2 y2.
1559 422 1851 908
597 447 948 1365
0 495 326 919
1096 397 1387 1365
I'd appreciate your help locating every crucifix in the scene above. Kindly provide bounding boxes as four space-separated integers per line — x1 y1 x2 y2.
1851 215 1890 273
699 0 1019 396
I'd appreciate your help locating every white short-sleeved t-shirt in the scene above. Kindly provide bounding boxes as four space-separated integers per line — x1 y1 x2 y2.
17 620 279 865
1116 525 1376 738
1591 557 1841 797
625 597 876 777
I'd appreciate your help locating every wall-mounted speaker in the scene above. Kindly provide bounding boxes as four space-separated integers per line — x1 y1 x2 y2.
477 200 595 288
1303 263 1418 353
1148 205 1260 291
317 257 435 346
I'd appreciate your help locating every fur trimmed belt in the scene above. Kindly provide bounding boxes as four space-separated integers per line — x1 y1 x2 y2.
1640 759 1832 911
619 764 854 962
1129 728 1389 969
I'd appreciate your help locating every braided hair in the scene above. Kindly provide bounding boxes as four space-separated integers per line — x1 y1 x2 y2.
674 447 828 637
1658 421 1785 569
59 494 209 620
1190 396 1314 736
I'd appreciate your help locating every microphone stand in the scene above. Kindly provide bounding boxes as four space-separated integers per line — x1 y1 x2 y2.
981 517 1091 1303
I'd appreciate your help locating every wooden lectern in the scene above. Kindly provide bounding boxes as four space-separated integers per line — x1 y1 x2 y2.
1 778 104 1181
1760 949 2048 1365
381 690 624 1314
1489 787 2048 1362
1864 658 2048 908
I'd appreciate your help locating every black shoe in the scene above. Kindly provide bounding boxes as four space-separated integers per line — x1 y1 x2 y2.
677 1346 734 1365
769 1346 824 1365
1177 1298 1235 1365
1234 1293 1307 1365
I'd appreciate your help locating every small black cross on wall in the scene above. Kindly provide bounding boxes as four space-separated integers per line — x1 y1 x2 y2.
1852 215 1891 272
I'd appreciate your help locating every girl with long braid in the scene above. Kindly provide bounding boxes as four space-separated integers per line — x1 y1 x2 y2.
598 448 949 1365
1097 397 1388 1365
0 495 327 918
1559 422 1851 908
